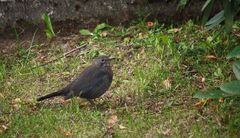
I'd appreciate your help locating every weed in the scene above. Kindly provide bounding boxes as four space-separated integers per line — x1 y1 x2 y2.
42 13 56 39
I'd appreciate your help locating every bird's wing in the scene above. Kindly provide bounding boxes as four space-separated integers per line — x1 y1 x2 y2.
69 65 112 98
80 73 111 99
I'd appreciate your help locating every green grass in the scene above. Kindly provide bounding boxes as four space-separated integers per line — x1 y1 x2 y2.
1 20 240 137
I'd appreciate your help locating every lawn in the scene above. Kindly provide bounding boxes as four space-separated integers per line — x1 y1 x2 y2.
1 20 240 137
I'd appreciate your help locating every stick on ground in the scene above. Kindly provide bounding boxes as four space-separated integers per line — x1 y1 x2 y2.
32 44 88 69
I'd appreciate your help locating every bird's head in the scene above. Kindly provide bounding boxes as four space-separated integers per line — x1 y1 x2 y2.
93 55 115 67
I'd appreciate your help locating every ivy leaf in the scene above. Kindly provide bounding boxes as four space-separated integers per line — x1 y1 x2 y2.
227 46 240 59
193 89 231 99
233 61 240 80
220 80 240 95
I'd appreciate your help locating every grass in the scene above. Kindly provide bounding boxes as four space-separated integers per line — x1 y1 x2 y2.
1 20 240 137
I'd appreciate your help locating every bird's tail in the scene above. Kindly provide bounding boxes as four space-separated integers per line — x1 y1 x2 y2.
37 88 68 101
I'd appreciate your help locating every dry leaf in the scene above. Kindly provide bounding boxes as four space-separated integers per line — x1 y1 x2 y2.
2 125 7 130
64 130 72 136
0 125 8 134
194 99 212 107
197 76 205 83
162 128 171 136
219 98 224 103
206 55 217 60
12 98 21 104
13 104 21 110
138 32 144 39
168 28 181 33
103 115 119 137
7 81 11 86
194 100 205 107
200 77 205 82
107 115 118 128
119 124 126 129
163 77 171 89
100 31 108 37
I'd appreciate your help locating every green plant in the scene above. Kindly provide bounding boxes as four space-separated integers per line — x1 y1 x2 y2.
79 23 111 39
194 46 240 99
16 29 38 63
0 62 6 81
202 0 240 33
42 13 56 39
177 0 189 11
13 27 19 42
177 0 240 33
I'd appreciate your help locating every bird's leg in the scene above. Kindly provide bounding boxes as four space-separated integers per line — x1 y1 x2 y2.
87 99 95 106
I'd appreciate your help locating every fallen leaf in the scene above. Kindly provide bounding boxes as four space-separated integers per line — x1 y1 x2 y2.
119 124 126 129
13 104 21 110
206 55 217 60
194 99 212 107
168 28 181 33
12 98 21 104
162 128 171 136
64 130 72 136
107 115 118 128
100 31 108 37
219 98 224 103
138 32 144 39
194 100 205 107
196 76 205 83
0 125 8 134
163 77 171 89
200 77 205 82
2 125 7 130
7 81 11 86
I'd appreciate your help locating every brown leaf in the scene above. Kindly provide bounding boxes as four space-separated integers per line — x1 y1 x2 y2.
119 124 126 129
12 98 22 110
64 130 72 136
163 77 171 89
168 28 181 33
107 115 118 129
13 104 21 110
194 100 205 107
194 99 212 107
197 76 205 83
100 31 108 37
138 32 144 39
12 98 21 104
162 128 171 136
219 98 224 103
0 125 8 134
206 55 217 60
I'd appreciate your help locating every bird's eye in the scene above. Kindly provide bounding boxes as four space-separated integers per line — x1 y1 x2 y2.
101 59 105 62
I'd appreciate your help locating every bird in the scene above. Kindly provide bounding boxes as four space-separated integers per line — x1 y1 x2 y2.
37 55 114 104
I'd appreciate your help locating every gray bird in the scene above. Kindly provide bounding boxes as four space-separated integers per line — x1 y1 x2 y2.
37 56 114 104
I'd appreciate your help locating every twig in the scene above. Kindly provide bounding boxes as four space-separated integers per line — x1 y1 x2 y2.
63 44 87 57
32 44 88 69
